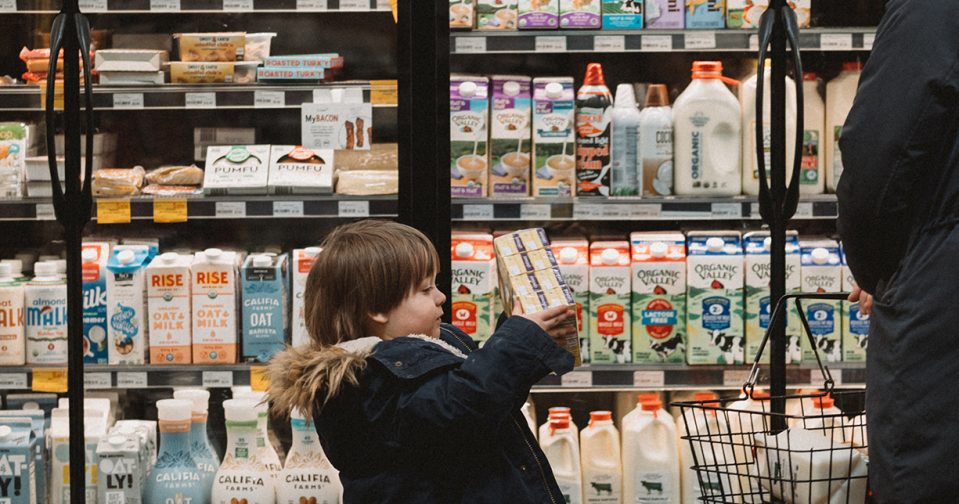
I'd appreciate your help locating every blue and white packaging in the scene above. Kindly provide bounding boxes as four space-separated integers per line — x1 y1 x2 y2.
0 418 36 504
602 0 644 29
241 254 289 362
686 231 744 365
800 239 842 363
0 411 44 502
841 245 867 362
685 0 725 28
106 246 152 365
81 243 110 364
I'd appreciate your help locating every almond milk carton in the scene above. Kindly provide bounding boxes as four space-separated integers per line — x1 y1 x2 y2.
630 232 686 364
519 0 559 28
686 232 744 365
146 252 192 364
560 0 601 28
477 0 518 30
291 247 320 348
589 241 631 364
490 76 532 198
241 254 289 363
533 77 576 197
552 239 590 363
192 248 238 364
800 239 842 363
841 244 867 363
451 76 490 198
452 233 497 344
81 243 110 365
106 246 151 365
744 231 802 365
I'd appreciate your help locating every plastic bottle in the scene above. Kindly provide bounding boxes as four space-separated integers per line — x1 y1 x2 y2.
727 390 772 502
212 399 276 504
677 392 735 503
539 406 579 443
826 61 863 193
610 83 642 196
540 416 583 504
800 73 826 194
144 399 206 504
277 408 342 504
576 63 614 197
173 388 220 499
521 400 537 438
673 61 743 196
0 263 25 365
239 390 284 478
580 411 622 504
637 84 675 197
623 400 680 504
802 394 844 443
24 261 67 364
740 61 797 196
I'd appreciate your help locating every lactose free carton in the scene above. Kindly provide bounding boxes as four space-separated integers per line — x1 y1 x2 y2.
630 232 686 364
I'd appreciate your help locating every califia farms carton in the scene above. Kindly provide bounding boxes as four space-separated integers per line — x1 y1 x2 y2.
602 0 644 29
685 0 725 29
107 246 151 365
192 248 238 364
744 231 802 365
552 239 590 364
451 76 490 198
560 0 601 28
519 0 559 28
241 254 289 362
451 233 497 344
291 247 321 348
146 253 192 364
646 0 684 28
533 77 576 197
800 239 842 363
589 241 631 364
81 243 110 364
477 0 518 30
490 76 532 198
630 232 686 364
686 232 744 365
0 419 36 504
841 245 867 362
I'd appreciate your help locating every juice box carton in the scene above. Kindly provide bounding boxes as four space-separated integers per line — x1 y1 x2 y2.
646 0 684 28
96 433 142 504
490 76 533 198
552 239 590 363
449 0 475 29
291 247 321 348
106 246 151 365
744 231 802 365
0 411 44 502
532 77 576 198
727 0 810 28
146 252 192 364
192 248 238 364
241 253 290 363
81 242 109 364
477 0 519 30
602 0 644 29
561 0 601 28
686 231 745 365
494 228 581 365
588 241 631 364
685 0 725 29
0 418 36 504
519 0 559 28
630 232 686 364
451 233 497 343
451 75 490 198
800 238 843 363
841 245 867 363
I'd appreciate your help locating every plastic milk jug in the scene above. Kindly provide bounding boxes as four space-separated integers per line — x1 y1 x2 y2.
677 393 736 502
277 409 341 504
686 232 744 365
610 83 642 196
801 394 844 444
147 253 193 364
623 400 680 504
24 261 67 364
589 241 632 364
241 254 289 363
799 239 842 363
82 243 110 364
192 248 238 364
826 62 862 193
741 63 797 196
451 233 497 344
552 239 590 363
173 389 220 498
801 72 826 194
291 247 321 348
581 411 622 504
107 246 151 365
841 245 867 362
539 407 579 442
630 233 686 364
532 77 577 197
0 263 25 365
212 399 276 504
744 232 802 365
638 84 675 197
540 416 582 504
522 401 537 437
726 390 773 501
489 75 533 197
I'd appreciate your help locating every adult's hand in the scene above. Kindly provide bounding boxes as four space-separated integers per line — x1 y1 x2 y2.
515 303 577 349
848 286 874 316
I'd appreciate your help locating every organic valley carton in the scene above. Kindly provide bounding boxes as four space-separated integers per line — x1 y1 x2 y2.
449 0 475 29
291 247 321 348
477 0 518 30
646 0 684 28
192 248 238 364
841 245 867 362
451 233 497 344
532 77 576 198
589 241 631 364
630 232 686 364
727 0 811 28
602 0 644 29
519 0 559 28
450 76 490 198
552 239 590 364
686 232 744 365
81 243 109 364
490 76 532 198
0 419 36 504
744 231 802 365
560 0 601 28
685 0 725 29
106 246 151 365
241 254 289 362
800 239 843 363
146 253 192 364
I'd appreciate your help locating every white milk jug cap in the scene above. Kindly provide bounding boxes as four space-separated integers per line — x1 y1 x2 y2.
545 82 563 99
601 248 621 265
811 247 830 265
117 249 135 265
304 246 322 257
454 242 475 259
108 435 128 447
160 252 179 264
173 389 211 414
156 399 193 422
82 249 98 262
458 81 478 97
223 399 258 422
706 237 725 252
559 247 578 264
763 237 772 251
203 248 223 260
34 261 57 277
253 255 273 268
650 242 668 258
503 81 521 97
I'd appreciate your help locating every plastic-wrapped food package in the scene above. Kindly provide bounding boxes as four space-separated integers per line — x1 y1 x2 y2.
335 171 398 195
146 165 204 186
92 166 145 197
333 143 398 172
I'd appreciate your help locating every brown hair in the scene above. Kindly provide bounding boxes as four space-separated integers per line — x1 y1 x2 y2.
305 220 440 347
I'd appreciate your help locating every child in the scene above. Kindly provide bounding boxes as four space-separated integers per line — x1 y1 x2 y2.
268 220 576 503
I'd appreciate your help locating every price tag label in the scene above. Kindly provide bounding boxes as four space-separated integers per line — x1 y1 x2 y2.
370 79 398 106
594 35 625 52
684 32 717 50
820 33 853 51
250 366 269 392
810 370 842 388
296 0 327 9
573 203 603 219
84 373 112 389
338 200 370 218
79 0 107 11
604 204 632 219
536 36 567 53
254 90 285 108
633 371 665 388
711 202 743 219
0 0 17 12
723 370 751 388
150 0 180 11
32 369 68 393
520 204 551 220
462 204 494 220
560 371 592 388
0 373 28 390
630 204 661 218
35 203 56 221
375 0 389 9
794 201 814 218
455 36 487 54
113 93 144 109
863 33 875 51
222 0 253 10
117 372 148 388
185 92 216 108
153 199 188 223
749 34 760 51
215 201 246 218
97 200 132 224
750 202 760 218
273 201 305 217
641 35 672 52
202 371 234 388
339 0 369 9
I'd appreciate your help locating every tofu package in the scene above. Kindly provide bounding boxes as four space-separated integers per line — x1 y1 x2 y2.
800 238 843 363
203 145 271 195
686 231 745 365
268 146 334 195
451 233 497 344
94 49 168 72
744 231 803 365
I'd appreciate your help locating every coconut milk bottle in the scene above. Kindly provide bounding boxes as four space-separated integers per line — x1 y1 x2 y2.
82 243 109 364
97 434 142 504
277 409 341 504
630 232 686 364
589 241 631 364
686 232 744 365
490 76 532 197
192 248 238 364
173 389 219 500
532 77 576 197
291 247 320 348
841 245 867 362
144 399 206 504
212 399 276 504
576 63 613 197
451 233 497 344
147 253 192 364
581 411 622 504
622 400 680 504
24 261 67 364
107 246 151 365
0 263 24 366
242 254 289 363
744 231 802 365
450 76 490 198
0 420 36 504
800 72 826 194
826 62 862 193
552 239 590 363
800 239 842 363
741 64 797 196
638 85 675 197
539 416 582 504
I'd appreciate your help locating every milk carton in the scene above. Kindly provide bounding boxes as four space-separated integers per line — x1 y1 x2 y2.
291 247 321 348
0 263 25 366
685 0 725 29
686 232 744 365
0 412 43 502
800 239 843 363
96 434 143 504
81 243 109 364
449 0 475 29
24 262 67 365
602 0 643 29
0 419 36 504
560 0 601 28
192 248 238 364
106 246 151 365
519 0 559 28
490 76 532 198
477 0 518 30
241 254 289 362
646 0 684 28
50 407 103 504
552 239 590 364
146 253 192 364
727 0 811 28
841 246 867 363
532 77 576 198
744 231 802 365
451 233 497 344
589 241 631 364
267 146 334 195
630 232 686 364
450 76 490 198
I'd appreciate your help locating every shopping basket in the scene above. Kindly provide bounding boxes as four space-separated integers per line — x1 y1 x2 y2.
674 293 869 503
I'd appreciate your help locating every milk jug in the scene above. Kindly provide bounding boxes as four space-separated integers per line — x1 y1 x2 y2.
623 400 680 504
800 72 826 194
82 243 109 364
96 434 142 504
744 231 802 365
451 233 497 344
630 232 686 364
637 85 674 197
522 400 537 437
576 63 613 197
610 84 641 196
107 246 151 365
539 407 578 442
24 261 67 364
826 62 862 193
686 232 744 365
580 411 622 504
192 248 238 364
674 62 742 196
800 239 842 363
212 399 276 504
489 76 532 197
589 241 631 364
0 263 25 366
291 247 320 348
241 254 289 363
0 420 36 504
801 394 844 444
677 393 735 503
552 239 590 363
277 409 341 504
727 391 771 501
173 389 219 499
741 63 797 196
540 416 582 504
841 245 867 362
147 253 193 364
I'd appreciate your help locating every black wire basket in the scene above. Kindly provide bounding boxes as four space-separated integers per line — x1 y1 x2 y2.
674 293 869 503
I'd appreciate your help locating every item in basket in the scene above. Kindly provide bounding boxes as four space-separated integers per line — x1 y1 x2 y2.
146 164 204 186
476 0 518 30
94 49 168 72
174 32 246 62
262 54 344 70
244 33 276 61
167 61 259 84
203 145 270 195
256 67 327 82
335 170 398 195
449 0 475 29
92 166 145 197
268 146 334 195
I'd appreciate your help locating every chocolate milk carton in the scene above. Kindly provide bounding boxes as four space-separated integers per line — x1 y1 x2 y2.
192 248 238 364
106 246 151 365
0 419 36 504
490 76 532 198
744 231 802 365
841 245 867 363
241 254 289 362
81 243 109 364
291 247 321 348
560 0 601 28
646 0 684 28
519 0 559 28
449 0 475 29
800 239 842 363
451 76 490 198
602 0 644 29
686 232 744 365
686 0 725 28
477 0 519 30
146 253 192 364
96 434 143 504
532 77 576 198
589 241 631 364
630 232 686 364
552 239 590 364
452 233 497 344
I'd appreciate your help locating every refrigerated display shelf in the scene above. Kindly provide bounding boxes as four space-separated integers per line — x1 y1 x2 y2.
0 0 390 14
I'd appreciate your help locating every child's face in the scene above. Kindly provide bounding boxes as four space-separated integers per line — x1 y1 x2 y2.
376 274 447 339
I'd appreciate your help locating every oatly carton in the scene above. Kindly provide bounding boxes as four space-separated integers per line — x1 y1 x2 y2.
560 0 601 28
646 0 684 28
241 253 289 362
291 247 321 348
192 248 238 364
519 0 559 28
0 412 43 502
490 76 532 198
532 77 577 198
841 244 867 363
451 75 490 198
630 232 686 364
451 233 497 344
96 434 142 504
602 0 644 29
686 0 725 29
686 231 744 365
552 238 590 364
589 241 631 364
146 253 192 364
81 242 110 364
0 419 36 504
106 246 151 365
477 0 519 30
800 238 843 363
744 231 802 365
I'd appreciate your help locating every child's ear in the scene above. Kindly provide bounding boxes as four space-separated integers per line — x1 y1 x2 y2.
368 312 389 325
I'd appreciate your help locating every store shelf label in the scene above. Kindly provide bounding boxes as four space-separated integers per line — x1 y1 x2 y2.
117 372 148 388
202 371 234 388
641 35 672 52
684 32 717 50
35 203 56 221
560 371 592 388
462 204 494 220
711 203 742 219
84 372 112 389
863 33 875 51
749 34 760 51
0 0 17 12
250 366 269 392
150 0 180 11
153 199 188 223
630 204 661 218
536 36 567 53
254 90 285 108
594 35 625 52
375 0 389 9
370 80 398 106
455 37 487 54
273 201 304 217
723 370 751 388
0 373 27 390
97 200 132 224
520 204 551 220
633 371 665 388
338 200 370 218
296 0 327 9
339 0 369 9
794 201 814 218
810 369 842 388
223 0 253 10
79 0 107 11
820 33 853 51
185 92 217 109
32 369 68 393
573 203 602 220
113 93 144 109
215 201 246 218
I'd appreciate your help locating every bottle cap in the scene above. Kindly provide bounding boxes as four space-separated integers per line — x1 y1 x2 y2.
641 400 662 412
253 255 273 268
223 399 258 422
173 389 211 414
706 237 725 252
752 389 771 399
589 410 612 424
548 412 571 420
601 248 621 265
644 84 670 107
812 395 835 409
503 81 521 97
548 406 571 416
81 249 97 263
802 72 819 81
637 392 659 404
54 260 67 274
842 61 864 72
650 242 668 259
117 250 135 265
811 247 830 265
549 417 570 430
559 247 578 264
156 399 193 422
0 426 11 438
695 392 719 401
160 252 179 264
545 82 564 99
583 63 607 86
455 242 475 259
458 81 478 98
1 260 22 275
614 83 637 108
203 248 223 260
34 262 57 277
304 246 322 257
692 61 739 86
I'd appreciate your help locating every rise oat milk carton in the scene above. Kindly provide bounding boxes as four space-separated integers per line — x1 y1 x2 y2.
744 231 802 365
107 246 151 365
686 232 744 365
490 76 532 198
630 232 686 364
533 77 577 197
192 248 238 364
589 241 631 364
0 419 36 504
841 245 867 362
82 243 110 364
646 0 684 28
146 253 192 364
686 0 725 29
241 254 289 362
451 233 497 344
24 262 67 365
800 239 842 363
477 0 519 30
560 0 601 28
519 0 560 28
451 76 490 198
552 239 590 364
291 247 321 348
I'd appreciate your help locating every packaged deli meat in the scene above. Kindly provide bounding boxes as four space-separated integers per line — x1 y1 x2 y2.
146 165 204 186
92 166 146 197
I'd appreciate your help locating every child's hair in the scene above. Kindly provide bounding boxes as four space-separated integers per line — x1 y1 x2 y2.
305 220 441 347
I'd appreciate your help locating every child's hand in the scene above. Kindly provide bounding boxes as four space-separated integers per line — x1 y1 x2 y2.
515 303 577 349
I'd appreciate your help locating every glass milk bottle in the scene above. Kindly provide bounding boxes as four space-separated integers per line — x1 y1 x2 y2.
277 409 342 504
174 389 220 499
212 399 276 504
144 399 206 504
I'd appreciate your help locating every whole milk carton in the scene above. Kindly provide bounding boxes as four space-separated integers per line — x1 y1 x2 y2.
192 248 238 364
81 243 110 364
686 232 745 365
291 247 321 348
841 245 867 362
146 252 192 364
686 0 725 29
533 77 577 198
489 76 532 197
0 419 36 504
476 0 519 30
451 76 490 198
241 254 289 362
519 0 559 28
630 232 686 364
744 231 802 365
800 239 843 363
451 233 497 344
602 0 643 29
560 0 601 28
589 241 631 364
646 0 684 28
106 246 151 365
552 239 590 364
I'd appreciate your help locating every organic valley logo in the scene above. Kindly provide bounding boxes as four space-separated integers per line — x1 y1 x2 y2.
635 268 681 287
694 263 739 281
594 275 627 291
805 275 838 290
452 268 487 287
541 114 570 132
451 113 483 132
751 263 797 280
689 112 710 128
494 110 529 130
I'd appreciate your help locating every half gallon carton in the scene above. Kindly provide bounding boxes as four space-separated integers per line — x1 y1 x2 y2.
81 243 109 364
841 245 867 363
560 0 601 28
744 231 802 365
106 246 151 365
451 76 490 198
477 0 518 30
646 0 684 28
192 248 238 364
685 0 725 29
449 0 475 29
602 0 643 29
800 239 842 363
589 241 632 364
291 247 321 348
241 254 289 362
451 233 497 344
519 0 559 28
552 238 590 364
96 434 143 504
686 232 744 365
50 407 104 504
146 253 192 364
532 77 576 198
0 419 36 504
630 232 686 364
24 262 67 365
490 76 532 198
0 411 44 502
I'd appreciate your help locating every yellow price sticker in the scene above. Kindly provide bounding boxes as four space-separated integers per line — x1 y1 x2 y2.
97 199 132 224
250 366 270 392
390 0 397 22
370 79 398 106
32 368 68 393
153 199 188 223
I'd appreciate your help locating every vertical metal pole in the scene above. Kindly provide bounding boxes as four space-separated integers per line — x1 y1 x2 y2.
769 0 788 429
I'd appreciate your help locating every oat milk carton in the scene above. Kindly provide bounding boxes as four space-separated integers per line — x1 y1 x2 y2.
800 239 843 363
451 76 490 198
291 247 321 348
630 232 686 364
452 233 497 344
686 232 744 365
192 248 238 364
96 434 142 504
646 0 684 28
744 231 802 365
241 254 289 362
602 0 644 29
533 77 576 198
81 243 109 365
841 245 867 363
24 262 67 365
686 0 725 29
519 0 559 28
0 412 43 502
477 0 519 30
589 241 631 364
449 0 475 29
560 0 601 28
106 246 151 365
146 253 192 364
0 264 25 366
552 239 590 364
490 76 533 198
0 419 36 504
